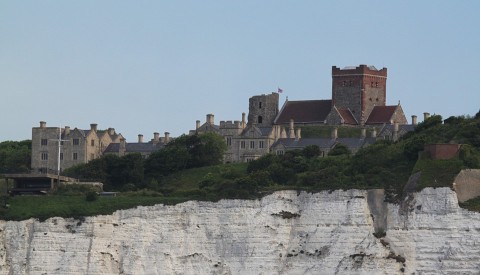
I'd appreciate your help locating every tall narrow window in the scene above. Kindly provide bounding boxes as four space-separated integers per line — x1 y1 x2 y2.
41 152 48 160
91 140 95 146
250 141 255 149
259 141 264 149
258 116 263 124
259 102 262 109
73 153 78 160
226 137 232 146
241 141 246 149
73 139 79 145
60 153 64 160
41 139 47 146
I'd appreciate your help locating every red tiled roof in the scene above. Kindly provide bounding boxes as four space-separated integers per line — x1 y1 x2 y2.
275 100 332 124
337 108 358 125
366 106 397 124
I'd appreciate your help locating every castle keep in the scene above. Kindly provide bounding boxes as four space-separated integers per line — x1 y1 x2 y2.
192 64 411 163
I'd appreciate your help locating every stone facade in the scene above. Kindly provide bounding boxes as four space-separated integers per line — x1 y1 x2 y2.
331 65 387 124
247 93 279 127
31 122 123 173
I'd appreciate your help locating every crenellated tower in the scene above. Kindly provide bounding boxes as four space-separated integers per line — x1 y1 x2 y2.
331 65 387 124
247 93 279 127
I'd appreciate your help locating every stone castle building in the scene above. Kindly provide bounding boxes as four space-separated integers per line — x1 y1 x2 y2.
192 64 411 163
31 122 170 173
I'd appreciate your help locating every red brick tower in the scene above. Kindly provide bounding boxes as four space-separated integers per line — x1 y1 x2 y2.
331 65 387 125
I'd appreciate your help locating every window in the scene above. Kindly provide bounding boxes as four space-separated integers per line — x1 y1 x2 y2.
259 102 262 109
60 153 63 160
91 140 95 146
241 141 246 149
342 81 346 87
371 82 374 87
41 152 48 160
41 139 47 146
375 82 378 87
276 150 284 155
73 138 79 145
259 141 264 149
73 153 78 160
226 137 232 147
250 141 255 149
258 116 263 124
349 80 353 86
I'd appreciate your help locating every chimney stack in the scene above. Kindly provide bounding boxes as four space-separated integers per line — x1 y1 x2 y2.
295 128 301 140
289 119 295 138
153 132 160 143
40 121 46 128
331 127 338 139
119 138 126 156
138 134 144 143
206 114 214 125
423 112 430 121
371 128 377 138
242 112 246 124
393 122 399 142
412 115 417 125
196 120 201 129
90 123 98 132
65 126 70 135
108 128 115 135
164 132 170 144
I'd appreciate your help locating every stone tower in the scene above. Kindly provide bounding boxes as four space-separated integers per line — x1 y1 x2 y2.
247 93 279 127
331 65 387 124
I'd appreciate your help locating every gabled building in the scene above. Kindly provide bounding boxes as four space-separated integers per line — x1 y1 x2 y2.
31 122 123 173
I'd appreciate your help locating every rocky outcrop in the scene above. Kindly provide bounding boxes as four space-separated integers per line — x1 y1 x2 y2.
0 188 479 274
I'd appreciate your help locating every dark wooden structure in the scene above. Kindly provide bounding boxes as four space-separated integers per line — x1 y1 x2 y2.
2 173 77 195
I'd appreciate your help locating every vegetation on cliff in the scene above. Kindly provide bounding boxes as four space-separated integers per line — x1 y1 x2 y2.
1 111 480 220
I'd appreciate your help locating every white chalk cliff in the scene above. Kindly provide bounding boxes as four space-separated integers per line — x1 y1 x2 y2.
1 187 480 274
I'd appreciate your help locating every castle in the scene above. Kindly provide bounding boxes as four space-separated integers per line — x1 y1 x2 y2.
191 65 412 162
31 64 415 172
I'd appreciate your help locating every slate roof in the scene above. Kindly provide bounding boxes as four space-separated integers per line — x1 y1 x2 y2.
272 137 377 151
365 106 398 124
104 142 164 154
377 124 415 137
272 138 336 149
275 100 332 124
337 108 358 125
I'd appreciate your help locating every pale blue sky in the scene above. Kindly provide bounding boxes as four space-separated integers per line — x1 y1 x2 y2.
1 1 479 142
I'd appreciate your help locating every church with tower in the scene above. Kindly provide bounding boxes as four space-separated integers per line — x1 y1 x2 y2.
192 64 410 163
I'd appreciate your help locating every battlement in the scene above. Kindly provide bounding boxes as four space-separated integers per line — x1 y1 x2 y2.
332 64 387 78
220 120 243 129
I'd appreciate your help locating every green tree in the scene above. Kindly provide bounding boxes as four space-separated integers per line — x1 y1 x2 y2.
0 140 31 173
328 143 351 156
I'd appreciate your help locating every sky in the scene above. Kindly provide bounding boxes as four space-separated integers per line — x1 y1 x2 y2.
1 1 479 142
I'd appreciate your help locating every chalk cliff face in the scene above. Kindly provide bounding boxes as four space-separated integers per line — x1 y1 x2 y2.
1 188 479 274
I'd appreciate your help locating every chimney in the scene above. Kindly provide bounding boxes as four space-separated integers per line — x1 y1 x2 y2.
423 112 430 121
371 128 377 138
361 128 366 138
65 126 70 135
119 138 126 156
331 127 338 139
206 114 214 125
242 112 246 124
164 132 170 144
153 132 160 143
40 121 46 128
295 128 301 140
108 128 115 135
411 115 417 125
138 134 144 143
289 119 295 138
196 120 201 129
90 123 98 132
393 122 399 142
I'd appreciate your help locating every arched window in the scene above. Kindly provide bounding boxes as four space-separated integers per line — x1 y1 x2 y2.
258 116 263 124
